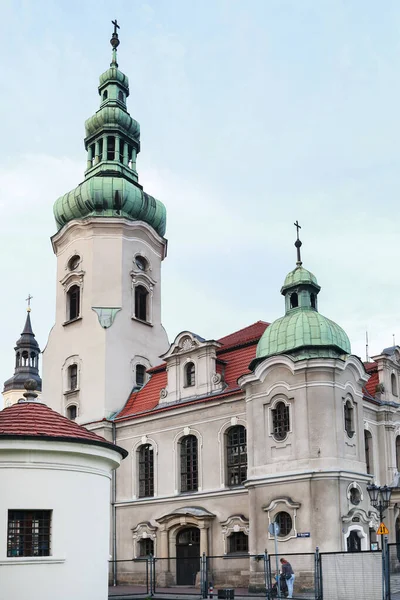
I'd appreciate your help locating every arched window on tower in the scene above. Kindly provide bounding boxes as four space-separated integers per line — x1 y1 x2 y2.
67 285 80 321
365 430 373 474
67 405 77 421
107 136 115 160
392 373 398 396
290 293 298 308
134 286 148 321
103 90 108 101
22 351 28 367
310 293 316 309
185 362 195 387
68 364 78 391
15 352 20 369
118 91 124 102
344 401 354 438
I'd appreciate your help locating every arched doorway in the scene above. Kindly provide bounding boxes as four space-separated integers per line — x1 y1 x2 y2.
176 527 200 585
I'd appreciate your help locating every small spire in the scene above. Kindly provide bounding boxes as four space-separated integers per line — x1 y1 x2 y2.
18 379 39 403
294 220 302 267
110 19 120 67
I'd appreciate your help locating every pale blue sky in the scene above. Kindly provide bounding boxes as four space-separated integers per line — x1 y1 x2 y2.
1 0 400 392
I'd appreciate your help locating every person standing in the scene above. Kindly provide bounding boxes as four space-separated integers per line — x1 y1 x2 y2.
280 558 295 598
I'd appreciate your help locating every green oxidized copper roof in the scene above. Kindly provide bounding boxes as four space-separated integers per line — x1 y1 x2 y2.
281 266 320 293
54 176 166 236
256 308 351 361
52 28 166 237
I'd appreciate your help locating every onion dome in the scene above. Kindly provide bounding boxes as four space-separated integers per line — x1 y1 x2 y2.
3 306 42 393
250 224 350 368
53 22 166 237
0 381 127 458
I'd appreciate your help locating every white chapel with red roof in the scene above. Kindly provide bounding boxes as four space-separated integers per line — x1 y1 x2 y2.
3 22 400 593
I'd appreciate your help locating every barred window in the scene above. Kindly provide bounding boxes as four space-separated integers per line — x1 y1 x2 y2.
180 435 198 492
139 444 154 498
7 510 51 557
275 511 292 537
226 426 247 486
344 401 354 438
272 402 290 441
139 538 154 557
228 532 248 553
185 362 195 387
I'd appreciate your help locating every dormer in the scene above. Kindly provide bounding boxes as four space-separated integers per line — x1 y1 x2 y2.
370 346 400 403
158 331 225 404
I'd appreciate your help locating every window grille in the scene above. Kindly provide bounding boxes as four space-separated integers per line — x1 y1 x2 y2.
7 510 51 557
228 532 248 553
344 401 354 437
138 444 154 498
272 402 290 440
180 435 198 492
138 538 154 557
226 426 247 486
136 364 146 387
275 511 292 537
176 527 200 545
135 285 148 321
185 362 195 387
68 285 80 320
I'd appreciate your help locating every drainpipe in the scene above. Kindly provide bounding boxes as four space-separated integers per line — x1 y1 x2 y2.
112 420 117 587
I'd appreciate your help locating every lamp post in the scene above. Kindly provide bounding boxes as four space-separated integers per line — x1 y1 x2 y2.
367 484 392 524
367 484 392 600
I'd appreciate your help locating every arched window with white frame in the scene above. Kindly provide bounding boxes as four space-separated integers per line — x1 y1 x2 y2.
134 285 148 322
185 362 195 387
392 373 398 397
272 401 290 441
67 285 81 321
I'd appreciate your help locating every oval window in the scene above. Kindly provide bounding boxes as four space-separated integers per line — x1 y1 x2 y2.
135 255 148 271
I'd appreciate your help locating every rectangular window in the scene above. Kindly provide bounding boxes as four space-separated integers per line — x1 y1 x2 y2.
7 510 51 557
69 364 78 391
139 445 154 498
139 538 154 557
228 532 248 553
180 435 198 492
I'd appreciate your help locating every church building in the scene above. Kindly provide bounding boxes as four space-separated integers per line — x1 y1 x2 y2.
4 23 400 588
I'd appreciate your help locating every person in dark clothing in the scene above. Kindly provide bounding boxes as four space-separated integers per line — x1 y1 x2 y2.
280 558 295 598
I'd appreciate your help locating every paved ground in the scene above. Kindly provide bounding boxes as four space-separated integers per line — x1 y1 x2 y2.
108 586 313 599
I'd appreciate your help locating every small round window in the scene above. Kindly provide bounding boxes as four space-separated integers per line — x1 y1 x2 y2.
275 511 292 537
135 255 148 271
68 255 80 271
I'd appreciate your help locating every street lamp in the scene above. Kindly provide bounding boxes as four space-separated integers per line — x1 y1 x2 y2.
367 484 392 522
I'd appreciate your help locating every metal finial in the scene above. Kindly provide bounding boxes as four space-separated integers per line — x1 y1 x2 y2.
25 293 33 313
294 220 302 266
110 19 120 67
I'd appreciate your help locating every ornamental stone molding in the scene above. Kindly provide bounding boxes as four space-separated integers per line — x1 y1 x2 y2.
220 514 249 554
92 307 121 329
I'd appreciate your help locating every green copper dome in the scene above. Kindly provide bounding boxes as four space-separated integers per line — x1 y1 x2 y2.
53 27 166 238
255 308 351 362
251 232 351 367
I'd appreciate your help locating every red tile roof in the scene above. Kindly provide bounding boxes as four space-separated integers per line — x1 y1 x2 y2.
116 321 269 421
0 402 127 457
364 369 379 397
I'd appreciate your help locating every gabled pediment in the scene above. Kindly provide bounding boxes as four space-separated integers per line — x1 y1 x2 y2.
160 331 221 360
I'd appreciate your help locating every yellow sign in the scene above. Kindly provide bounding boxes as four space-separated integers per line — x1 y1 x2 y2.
377 522 389 535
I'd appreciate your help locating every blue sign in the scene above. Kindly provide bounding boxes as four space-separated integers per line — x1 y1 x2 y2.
297 532 311 538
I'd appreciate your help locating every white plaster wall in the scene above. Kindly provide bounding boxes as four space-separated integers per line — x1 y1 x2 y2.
42 217 169 424
1 388 42 410
0 439 122 600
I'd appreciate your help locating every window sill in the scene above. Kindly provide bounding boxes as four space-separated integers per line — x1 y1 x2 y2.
132 316 153 327
64 389 79 396
225 552 249 557
63 316 82 327
1 557 65 565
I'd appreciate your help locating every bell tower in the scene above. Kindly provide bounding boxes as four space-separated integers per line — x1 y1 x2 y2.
42 22 169 424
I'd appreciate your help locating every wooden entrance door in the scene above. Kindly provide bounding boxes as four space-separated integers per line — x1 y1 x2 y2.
176 527 200 585
347 530 362 552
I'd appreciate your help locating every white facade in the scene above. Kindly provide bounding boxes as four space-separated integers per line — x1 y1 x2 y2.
42 217 169 424
0 437 123 600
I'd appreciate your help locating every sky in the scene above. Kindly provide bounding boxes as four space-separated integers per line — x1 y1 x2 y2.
1 0 400 393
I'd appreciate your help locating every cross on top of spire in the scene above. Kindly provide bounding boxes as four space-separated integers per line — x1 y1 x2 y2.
110 19 121 67
25 294 33 313
294 220 302 267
